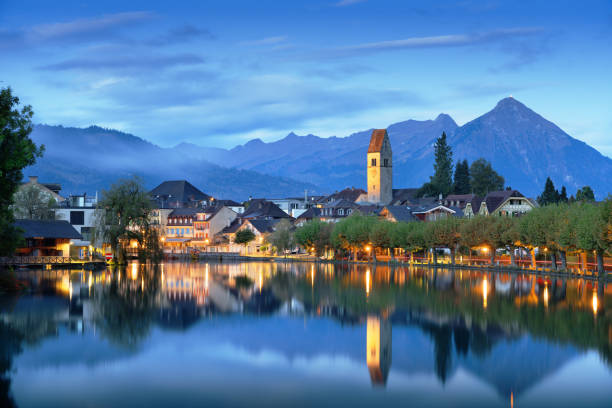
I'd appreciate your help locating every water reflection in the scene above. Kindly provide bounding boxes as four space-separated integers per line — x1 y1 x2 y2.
0 262 610 407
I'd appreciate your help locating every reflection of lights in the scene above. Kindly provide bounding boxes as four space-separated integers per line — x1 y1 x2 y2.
593 292 598 315
311 265 315 288
543 285 549 308
482 277 488 309
259 271 263 292
131 241 138 248
141 277 144 291
366 269 371 296
510 392 514 408
365 245 371 252
131 263 138 280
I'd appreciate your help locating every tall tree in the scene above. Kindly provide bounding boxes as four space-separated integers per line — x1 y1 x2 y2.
469 158 504 196
430 132 454 196
559 186 568 203
575 186 595 202
452 159 471 194
537 177 560 206
0 87 44 256
92 177 156 264
269 219 295 256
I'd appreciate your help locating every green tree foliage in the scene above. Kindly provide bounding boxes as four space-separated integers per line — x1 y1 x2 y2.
12 185 56 220
559 186 568 202
332 214 377 260
369 220 395 261
537 177 560 206
269 219 295 256
430 132 454 196
469 158 504 196
461 216 497 263
234 229 256 246
574 199 610 274
92 177 157 264
453 159 471 194
575 186 595 202
424 216 462 264
488 217 520 265
294 219 333 256
0 87 44 256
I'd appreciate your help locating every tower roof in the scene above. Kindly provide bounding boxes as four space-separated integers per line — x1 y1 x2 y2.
367 129 388 153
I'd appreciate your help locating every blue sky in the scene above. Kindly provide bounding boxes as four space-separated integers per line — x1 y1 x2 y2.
1 0 611 156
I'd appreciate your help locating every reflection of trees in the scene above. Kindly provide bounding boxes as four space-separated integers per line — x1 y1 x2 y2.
422 324 453 384
93 265 160 349
0 321 23 408
267 266 612 369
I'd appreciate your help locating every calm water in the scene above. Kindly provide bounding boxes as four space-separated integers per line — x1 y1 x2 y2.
1 261 610 408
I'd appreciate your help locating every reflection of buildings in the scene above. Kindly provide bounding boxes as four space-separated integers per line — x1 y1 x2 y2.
366 315 392 386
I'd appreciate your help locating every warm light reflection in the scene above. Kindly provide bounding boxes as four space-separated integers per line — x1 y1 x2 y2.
482 276 488 309
593 292 598 315
543 285 549 308
311 264 315 288
510 392 514 408
131 263 138 280
366 269 371 296
258 270 263 292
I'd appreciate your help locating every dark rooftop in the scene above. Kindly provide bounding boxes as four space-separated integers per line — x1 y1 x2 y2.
150 180 211 206
14 219 82 239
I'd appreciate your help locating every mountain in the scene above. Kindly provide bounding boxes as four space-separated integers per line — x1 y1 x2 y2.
25 125 320 200
193 98 611 199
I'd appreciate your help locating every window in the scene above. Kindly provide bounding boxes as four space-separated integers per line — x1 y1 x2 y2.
338 209 344 215
371 158 376 166
384 158 389 167
70 211 85 226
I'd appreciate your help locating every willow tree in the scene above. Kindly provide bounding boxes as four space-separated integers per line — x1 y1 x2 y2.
93 177 157 264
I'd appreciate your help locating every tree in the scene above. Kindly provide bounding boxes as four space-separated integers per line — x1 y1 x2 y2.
460 216 497 264
537 177 560 206
575 186 595 202
332 214 376 261
369 220 394 261
575 200 610 275
430 132 454 196
294 219 333 257
12 185 56 220
424 217 462 264
234 228 256 253
0 87 44 256
92 177 157 264
469 158 504 196
559 186 568 203
269 219 295 256
453 159 471 194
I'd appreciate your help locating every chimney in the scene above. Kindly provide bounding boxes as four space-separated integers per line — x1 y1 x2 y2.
29 176 38 184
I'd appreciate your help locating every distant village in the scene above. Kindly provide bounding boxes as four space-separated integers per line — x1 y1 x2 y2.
6 129 540 262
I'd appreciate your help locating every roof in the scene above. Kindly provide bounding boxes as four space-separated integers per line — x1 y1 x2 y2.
324 199 359 209
382 206 417 222
356 205 382 215
368 129 388 153
242 199 291 219
221 219 242 234
149 180 211 204
391 188 429 206
483 190 525 213
324 187 366 203
411 204 459 216
14 219 82 239
296 207 322 220
168 208 199 217
214 199 242 207
246 219 280 234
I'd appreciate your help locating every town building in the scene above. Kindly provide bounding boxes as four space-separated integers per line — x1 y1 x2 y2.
320 188 366 206
411 203 463 221
233 219 280 254
379 206 418 222
367 129 393 205
463 190 535 218
150 180 212 208
18 176 65 203
192 206 238 246
164 208 198 251
54 193 99 258
242 199 292 220
12 219 82 257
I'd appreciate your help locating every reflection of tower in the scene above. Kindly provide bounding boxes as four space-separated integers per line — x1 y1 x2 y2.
366 315 392 386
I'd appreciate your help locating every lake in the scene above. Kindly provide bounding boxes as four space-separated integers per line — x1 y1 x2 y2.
1 261 610 407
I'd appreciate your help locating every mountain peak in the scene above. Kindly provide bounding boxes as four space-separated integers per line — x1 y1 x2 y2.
493 96 529 111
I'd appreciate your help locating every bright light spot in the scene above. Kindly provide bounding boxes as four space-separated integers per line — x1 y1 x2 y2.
366 269 371 296
131 263 138 280
543 285 549 308
482 277 488 309
593 292 598 315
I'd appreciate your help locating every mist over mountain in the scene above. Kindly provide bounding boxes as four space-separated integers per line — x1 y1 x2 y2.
25 125 320 200
186 98 611 199
27 98 611 200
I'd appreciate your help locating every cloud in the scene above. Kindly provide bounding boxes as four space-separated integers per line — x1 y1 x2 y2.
39 53 205 71
146 25 215 46
334 0 367 6
325 27 543 57
0 11 154 49
240 36 288 46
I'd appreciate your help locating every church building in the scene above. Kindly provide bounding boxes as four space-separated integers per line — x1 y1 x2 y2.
367 129 393 205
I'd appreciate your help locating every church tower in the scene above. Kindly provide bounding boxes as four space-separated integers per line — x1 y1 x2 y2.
367 129 392 204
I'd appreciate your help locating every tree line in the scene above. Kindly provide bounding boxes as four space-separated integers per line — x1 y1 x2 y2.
291 199 611 274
